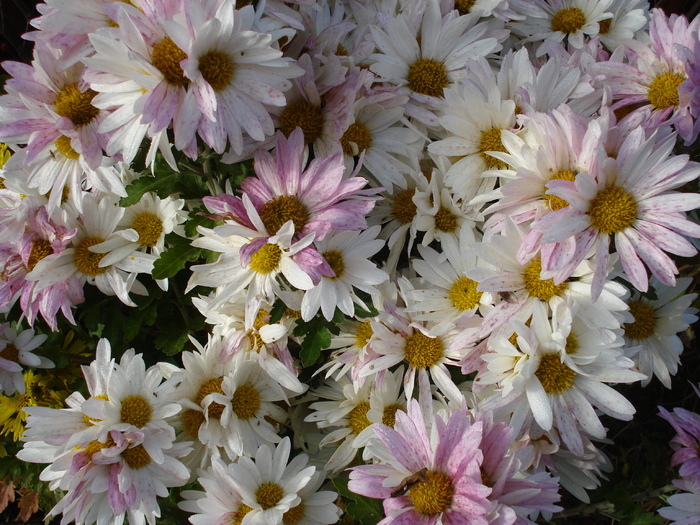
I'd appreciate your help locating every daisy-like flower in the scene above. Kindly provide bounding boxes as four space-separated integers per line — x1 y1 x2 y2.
428 58 518 204
407 228 492 335
368 0 503 125
478 300 645 456
169 0 303 156
0 203 84 330
535 127 700 299
509 0 613 53
595 0 648 52
0 40 107 171
240 128 379 242
320 316 379 382
28 193 152 306
349 400 491 524
181 437 339 525
301 226 388 321
658 480 700 525
595 8 699 144
0 324 51 396
622 277 698 389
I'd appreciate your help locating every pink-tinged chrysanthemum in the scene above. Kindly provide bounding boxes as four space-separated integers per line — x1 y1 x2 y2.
0 204 84 330
0 40 107 170
240 128 379 241
595 8 700 145
349 400 491 525
168 0 303 157
660 389 700 484
534 127 700 299
658 480 700 525
476 411 562 524
83 0 189 167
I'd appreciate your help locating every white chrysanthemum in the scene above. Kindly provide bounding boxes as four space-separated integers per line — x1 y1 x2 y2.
301 226 388 321
0 324 51 395
622 277 698 389
368 0 503 125
174 343 292 461
479 300 645 456
509 0 613 53
28 193 151 306
408 228 492 334
596 0 648 51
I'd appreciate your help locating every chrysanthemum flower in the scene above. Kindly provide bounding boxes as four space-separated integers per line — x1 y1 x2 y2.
169 0 303 156
660 394 700 484
595 0 648 51
595 8 700 144
623 277 698 389
349 400 491 524
0 324 51 396
658 480 700 525
535 127 700 299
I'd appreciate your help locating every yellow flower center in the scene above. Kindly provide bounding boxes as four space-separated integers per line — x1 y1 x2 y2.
54 135 80 160
151 37 188 86
248 309 270 351
404 331 443 369
382 404 404 428
588 186 637 235
479 128 508 170
230 504 253 525
551 7 587 34
392 189 417 224
565 332 579 354
198 50 234 92
27 238 53 271
522 256 568 301
74 237 107 276
348 401 371 435
0 344 19 363
535 354 575 394
647 72 686 109
434 206 458 233
196 377 226 419
132 212 163 247
408 470 454 515
82 438 109 460
283 503 305 524
256 482 284 510
598 17 612 34
278 100 324 144
624 300 657 340
335 43 349 56
323 249 345 279
354 321 374 348
120 395 152 427
231 384 261 420
122 444 151 470
181 408 205 437
407 58 449 98
259 195 310 235
0 143 10 168
54 83 99 127
543 169 577 211
454 0 476 15
249 243 283 274
448 276 482 311
340 122 373 156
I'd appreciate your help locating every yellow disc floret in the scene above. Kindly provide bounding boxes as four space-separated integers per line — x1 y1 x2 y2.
522 256 568 301
647 72 686 109
54 83 99 127
588 186 637 235
543 169 577 211
551 7 587 34
279 100 324 144
448 276 482 311
392 189 417 224
249 243 283 274
408 470 454 515
198 50 234 92
231 384 261 420
27 238 53 271
407 58 449 98
535 354 575 394
479 128 508 170
323 249 345 279
624 300 657 341
54 135 80 160
74 237 107 276
120 395 152 427
434 206 458 233
256 482 284 510
196 377 226 419
152 37 188 86
404 331 443 369
340 122 372 156
122 444 151 470
259 195 310 235
283 503 305 525
382 404 403 428
132 212 164 247
348 401 371 435
354 321 374 348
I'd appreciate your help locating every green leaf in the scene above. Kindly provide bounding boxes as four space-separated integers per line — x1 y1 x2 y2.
268 299 287 324
628 508 664 525
120 173 180 207
184 209 216 238
293 315 333 367
152 234 206 280
154 329 192 356
332 478 383 525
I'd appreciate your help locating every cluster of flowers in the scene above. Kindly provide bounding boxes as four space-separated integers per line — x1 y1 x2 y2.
0 0 699 523
659 388 700 524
